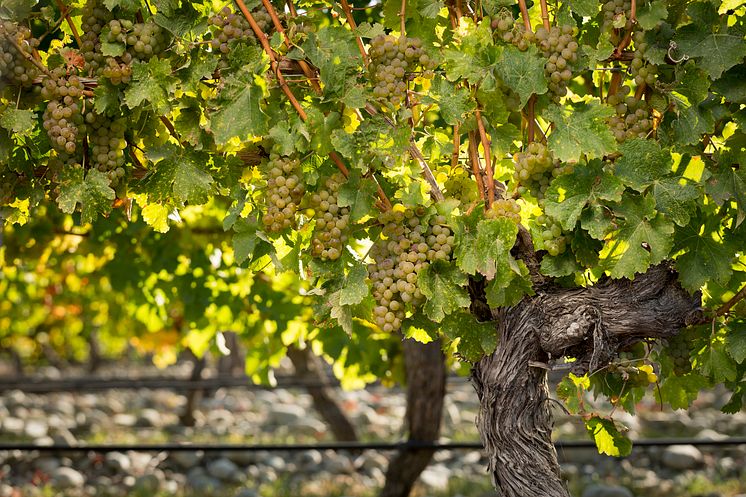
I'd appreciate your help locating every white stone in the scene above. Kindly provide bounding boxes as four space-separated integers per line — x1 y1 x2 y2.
661 445 703 470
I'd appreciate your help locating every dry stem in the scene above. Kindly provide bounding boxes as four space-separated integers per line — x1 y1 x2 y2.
475 109 494 205
517 0 532 32
539 0 551 30
467 131 486 201
54 0 83 48
340 0 369 66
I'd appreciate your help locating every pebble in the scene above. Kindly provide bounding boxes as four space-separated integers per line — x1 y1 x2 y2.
105 452 131 472
51 467 85 488
661 445 703 470
268 403 306 424
206 457 241 481
171 450 202 469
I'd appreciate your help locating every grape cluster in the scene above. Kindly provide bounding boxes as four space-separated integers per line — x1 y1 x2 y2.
41 69 85 155
629 31 657 87
208 6 271 54
490 10 534 51
104 19 167 61
368 208 453 332
535 25 578 102
261 155 305 233
667 333 692 376
84 110 128 184
601 0 632 34
443 170 479 204
308 173 350 261
100 57 132 85
536 214 567 256
607 86 652 142
486 199 521 223
512 142 571 200
368 35 436 107
0 21 41 87
80 1 113 75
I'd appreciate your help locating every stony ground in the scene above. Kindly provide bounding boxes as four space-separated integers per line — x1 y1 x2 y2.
1 362 745 497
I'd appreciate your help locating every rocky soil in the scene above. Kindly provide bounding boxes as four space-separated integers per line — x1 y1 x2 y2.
1 363 745 497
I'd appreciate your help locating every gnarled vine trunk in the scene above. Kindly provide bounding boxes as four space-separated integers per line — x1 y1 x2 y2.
380 338 446 497
472 264 701 496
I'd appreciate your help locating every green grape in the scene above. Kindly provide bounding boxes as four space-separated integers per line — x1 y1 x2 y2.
607 86 652 142
84 110 128 185
491 9 534 51
486 198 521 223
208 6 271 55
80 1 112 75
308 173 350 261
368 35 436 109
601 0 632 35
535 25 578 102
535 214 567 256
443 170 479 204
261 155 305 233
368 207 453 332
41 69 85 155
667 333 693 376
629 31 658 88
512 142 571 200
0 21 41 87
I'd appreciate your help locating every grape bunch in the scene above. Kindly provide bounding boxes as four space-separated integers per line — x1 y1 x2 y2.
536 214 567 256
601 0 632 35
80 1 113 75
100 57 132 85
490 10 534 51
84 110 128 185
443 169 479 205
368 35 436 107
104 19 167 61
535 25 578 102
0 21 41 87
41 69 85 155
667 333 693 376
486 199 521 223
261 155 305 233
308 173 350 261
512 142 570 200
607 86 652 142
629 31 657 88
369 208 453 332
208 6 271 54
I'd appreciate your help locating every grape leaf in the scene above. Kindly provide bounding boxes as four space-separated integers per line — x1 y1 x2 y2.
339 264 369 306
208 74 268 146
454 216 519 280
541 251 581 277
422 77 475 125
615 139 672 192
652 177 699 227
441 311 497 363
417 261 470 322
725 321 746 364
232 217 260 265
673 210 734 292
140 203 170 233
103 0 140 11
124 58 176 113
0 0 37 20
585 416 632 457
545 160 624 230
713 65 746 103
665 65 715 145
0 108 35 137
674 13 746 79
706 166 746 227
600 194 674 278
545 103 617 162
337 172 377 222
636 0 667 30
565 0 598 17
139 145 213 205
93 82 122 115
699 337 738 382
659 374 709 410
495 45 548 108
485 259 533 307
56 168 115 223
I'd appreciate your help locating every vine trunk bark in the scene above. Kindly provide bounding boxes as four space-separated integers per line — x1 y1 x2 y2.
380 338 446 497
471 264 701 496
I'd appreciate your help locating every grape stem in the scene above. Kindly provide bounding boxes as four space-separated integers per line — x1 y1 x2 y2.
614 0 637 57
53 0 83 48
526 95 537 143
539 0 551 30
467 131 486 202
517 0 532 32
285 0 298 16
259 0 322 94
339 0 369 67
607 71 622 100
399 0 407 36
451 125 460 169
475 109 495 205
716 284 746 317
1 33 51 77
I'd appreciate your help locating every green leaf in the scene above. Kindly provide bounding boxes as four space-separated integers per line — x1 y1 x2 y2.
337 172 377 222
600 194 674 278
302 27 362 98
484 259 533 307
328 290 354 335
557 374 589 414
417 261 470 323
545 103 617 162
139 145 214 205
93 82 122 115
339 264 369 306
56 168 115 223
0 108 35 137
713 65 746 103
636 0 667 30
699 337 738 382
675 15 746 79
441 311 497 363
585 416 632 457
659 374 709 410
0 0 37 20
454 216 518 280
541 251 581 277
665 64 715 145
565 0 598 17
495 45 548 108
140 203 170 233
674 214 733 293
102 0 140 11
615 139 672 192
124 58 176 113
422 77 476 125
100 41 125 57
232 217 259 265
545 160 624 230
706 166 746 227
652 177 699 226
725 321 746 364
208 74 268 145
